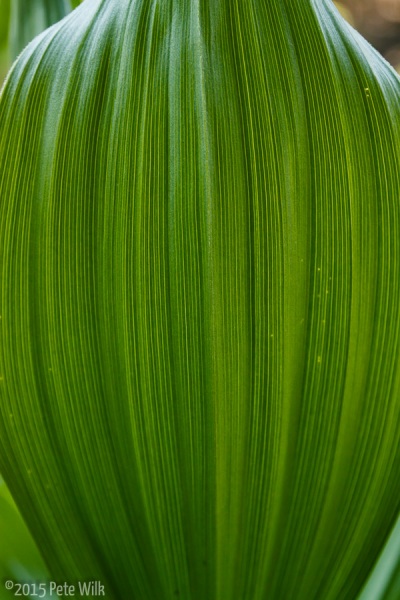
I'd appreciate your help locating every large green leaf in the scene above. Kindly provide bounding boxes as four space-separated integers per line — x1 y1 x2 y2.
0 0 400 598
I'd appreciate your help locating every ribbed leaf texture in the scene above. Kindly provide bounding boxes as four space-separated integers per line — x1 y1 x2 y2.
8 0 71 61
0 0 400 598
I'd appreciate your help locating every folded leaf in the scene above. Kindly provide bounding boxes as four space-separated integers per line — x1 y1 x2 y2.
0 1 400 599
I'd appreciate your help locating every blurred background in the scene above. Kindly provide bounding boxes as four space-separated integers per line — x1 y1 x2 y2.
335 0 400 70
0 0 10 84
0 0 80 85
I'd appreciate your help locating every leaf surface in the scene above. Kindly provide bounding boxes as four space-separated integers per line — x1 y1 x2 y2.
0 1 400 599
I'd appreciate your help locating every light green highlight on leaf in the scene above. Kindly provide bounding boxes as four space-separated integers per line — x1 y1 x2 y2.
358 514 400 600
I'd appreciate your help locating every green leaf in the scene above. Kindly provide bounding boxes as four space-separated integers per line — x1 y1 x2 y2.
0 1 400 599
8 0 72 61
0 477 49 598
358 514 400 600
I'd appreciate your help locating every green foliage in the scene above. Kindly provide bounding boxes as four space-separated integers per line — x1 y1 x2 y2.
0 0 10 43
359 515 400 600
8 0 72 61
0 0 10 82
0 0 399 599
0 478 49 600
